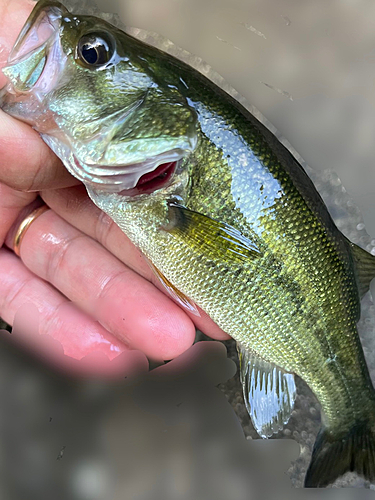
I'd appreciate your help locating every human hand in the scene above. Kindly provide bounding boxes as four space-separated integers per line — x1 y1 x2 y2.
0 0 229 377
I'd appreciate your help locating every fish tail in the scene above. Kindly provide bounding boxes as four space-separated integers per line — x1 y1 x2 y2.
304 419 375 487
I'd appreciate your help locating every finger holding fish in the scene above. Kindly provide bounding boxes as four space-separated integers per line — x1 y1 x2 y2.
0 184 197 373
0 111 78 191
0 247 148 377
0 178 224 372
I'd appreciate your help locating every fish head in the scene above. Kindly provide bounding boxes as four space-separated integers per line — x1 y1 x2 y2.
1 0 198 195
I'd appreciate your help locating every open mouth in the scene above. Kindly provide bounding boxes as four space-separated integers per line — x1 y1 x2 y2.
119 160 177 196
1 1 69 98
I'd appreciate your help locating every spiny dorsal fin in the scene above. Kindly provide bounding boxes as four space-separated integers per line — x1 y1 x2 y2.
237 342 296 437
349 242 375 298
165 203 261 265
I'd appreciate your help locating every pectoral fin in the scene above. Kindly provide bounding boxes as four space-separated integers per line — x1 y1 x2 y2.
148 259 200 316
237 342 296 437
166 203 261 265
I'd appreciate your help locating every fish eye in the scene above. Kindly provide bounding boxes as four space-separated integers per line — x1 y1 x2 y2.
76 32 115 68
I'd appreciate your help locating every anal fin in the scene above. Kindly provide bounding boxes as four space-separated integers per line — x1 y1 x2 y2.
237 342 296 437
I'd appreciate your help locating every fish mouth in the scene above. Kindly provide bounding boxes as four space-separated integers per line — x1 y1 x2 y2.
2 1 66 96
8 1 66 63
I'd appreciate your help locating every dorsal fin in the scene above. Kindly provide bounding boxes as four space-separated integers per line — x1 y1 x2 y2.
237 342 296 437
349 242 375 298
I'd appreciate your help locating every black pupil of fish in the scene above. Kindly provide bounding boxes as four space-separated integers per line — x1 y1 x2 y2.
82 44 100 64
79 36 112 66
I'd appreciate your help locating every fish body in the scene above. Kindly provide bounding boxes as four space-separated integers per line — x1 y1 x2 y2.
3 0 375 487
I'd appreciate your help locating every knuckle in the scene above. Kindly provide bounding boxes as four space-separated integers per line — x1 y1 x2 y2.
44 233 82 284
95 209 116 247
97 269 130 301
1 275 32 318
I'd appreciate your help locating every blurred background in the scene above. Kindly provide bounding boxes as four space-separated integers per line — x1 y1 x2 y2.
2 0 375 497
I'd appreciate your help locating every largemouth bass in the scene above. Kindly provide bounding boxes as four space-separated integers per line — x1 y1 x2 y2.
2 0 375 487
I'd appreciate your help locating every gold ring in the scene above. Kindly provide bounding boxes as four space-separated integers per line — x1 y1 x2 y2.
13 205 49 257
